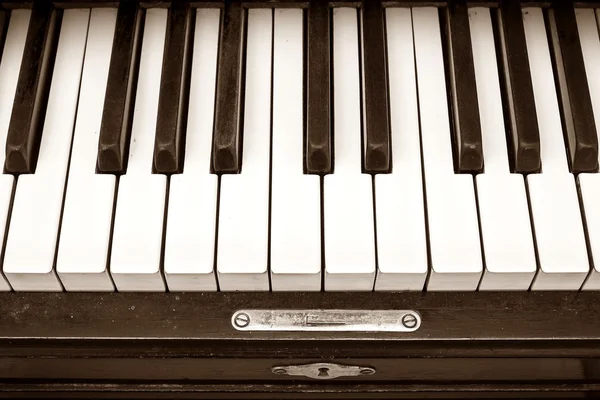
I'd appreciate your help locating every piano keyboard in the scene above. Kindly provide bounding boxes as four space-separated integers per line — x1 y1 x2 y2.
0 1 600 292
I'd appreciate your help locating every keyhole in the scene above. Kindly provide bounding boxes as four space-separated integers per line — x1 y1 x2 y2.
318 367 330 377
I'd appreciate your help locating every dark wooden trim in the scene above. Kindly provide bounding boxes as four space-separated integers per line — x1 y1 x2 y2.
0 292 598 342
6 0 600 10
0 382 599 398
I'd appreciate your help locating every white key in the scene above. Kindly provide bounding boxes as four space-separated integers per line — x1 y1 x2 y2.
576 8 600 290
413 7 482 291
3 10 89 291
270 8 321 291
522 8 589 290
164 9 219 291
56 9 117 291
217 9 272 291
324 7 375 291
110 9 167 291
469 8 536 291
0 10 32 291
374 8 426 291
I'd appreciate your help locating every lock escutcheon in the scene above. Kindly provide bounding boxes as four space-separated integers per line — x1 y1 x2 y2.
271 362 376 379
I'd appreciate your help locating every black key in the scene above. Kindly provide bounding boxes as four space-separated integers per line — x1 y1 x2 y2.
360 0 390 173
305 0 332 175
546 1 598 173
212 1 244 174
153 3 194 174
97 1 144 174
5 3 61 174
441 1 483 173
493 0 541 173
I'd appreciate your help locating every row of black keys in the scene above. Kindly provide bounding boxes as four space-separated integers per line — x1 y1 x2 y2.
0 0 597 176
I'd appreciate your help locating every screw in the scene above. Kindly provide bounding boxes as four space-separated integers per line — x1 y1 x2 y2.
401 313 418 329
233 312 250 328
360 368 375 375
272 367 287 375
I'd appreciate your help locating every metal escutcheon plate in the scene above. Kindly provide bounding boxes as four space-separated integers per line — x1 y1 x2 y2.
272 362 376 379
231 309 421 332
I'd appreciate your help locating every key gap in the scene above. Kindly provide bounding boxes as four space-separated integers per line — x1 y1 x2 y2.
320 175 325 291
267 8 274 292
524 176 542 291
411 7 433 291
575 176 595 290
370 174 378 291
105 175 119 291
159 175 170 291
473 176 487 291
0 176 16 291
213 174 222 292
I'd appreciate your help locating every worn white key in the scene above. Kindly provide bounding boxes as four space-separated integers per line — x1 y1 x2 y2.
576 8 600 290
413 7 482 291
324 7 375 291
217 9 272 291
4 10 89 291
164 9 219 291
110 9 167 291
270 8 321 291
0 10 32 291
56 9 117 291
374 8 426 291
469 8 536 291
522 8 589 290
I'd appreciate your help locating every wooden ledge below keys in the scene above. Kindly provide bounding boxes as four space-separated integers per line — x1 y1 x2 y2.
0 291 599 394
0 291 597 342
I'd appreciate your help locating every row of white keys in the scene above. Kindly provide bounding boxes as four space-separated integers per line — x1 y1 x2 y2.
324 7 375 291
576 8 600 290
0 10 31 291
164 9 220 291
413 7 482 291
522 8 589 290
469 8 536 291
271 9 321 291
56 9 118 291
110 8 168 291
374 8 427 291
4 9 90 291
217 9 272 291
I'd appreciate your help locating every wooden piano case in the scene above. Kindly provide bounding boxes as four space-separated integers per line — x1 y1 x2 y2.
0 0 599 398
0 291 598 398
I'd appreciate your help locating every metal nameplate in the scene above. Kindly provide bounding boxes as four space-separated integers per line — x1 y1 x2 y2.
231 309 421 332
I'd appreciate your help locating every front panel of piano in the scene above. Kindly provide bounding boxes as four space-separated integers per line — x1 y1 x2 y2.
0 0 599 398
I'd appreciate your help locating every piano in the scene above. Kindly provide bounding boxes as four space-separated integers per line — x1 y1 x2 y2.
0 0 599 398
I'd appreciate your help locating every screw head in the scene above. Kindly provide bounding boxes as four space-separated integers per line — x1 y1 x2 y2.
360 368 375 375
401 313 418 329
272 367 287 375
233 312 250 328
